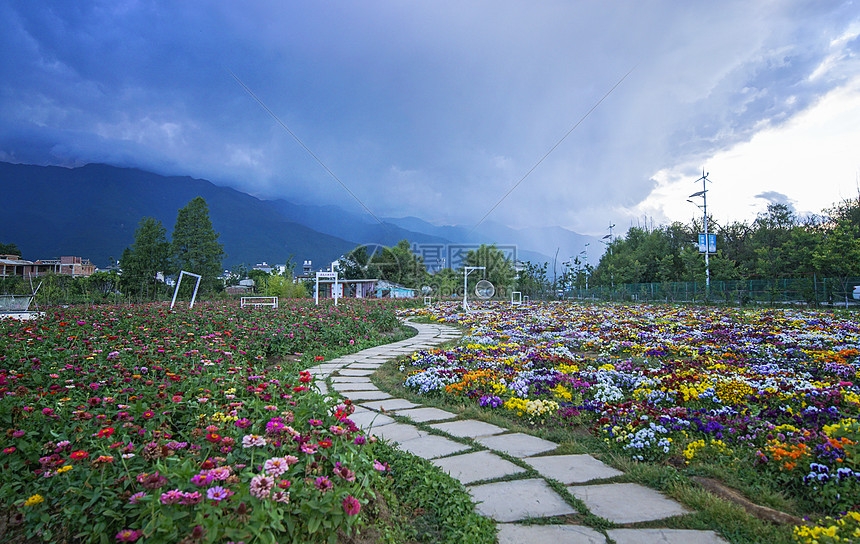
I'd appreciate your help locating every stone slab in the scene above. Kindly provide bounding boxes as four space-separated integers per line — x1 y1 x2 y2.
360 398 421 412
346 363 382 369
497 524 606 544
347 410 396 430
314 382 328 395
396 407 458 422
475 433 558 458
567 483 690 524
338 390 392 401
524 454 623 484
371 422 427 444
431 450 526 485
331 381 380 391
468 479 577 522
396 434 470 459
330 376 372 383
429 419 507 438
607 529 727 544
337 369 376 376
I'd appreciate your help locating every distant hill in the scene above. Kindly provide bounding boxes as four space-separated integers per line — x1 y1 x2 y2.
0 162 356 269
0 162 599 272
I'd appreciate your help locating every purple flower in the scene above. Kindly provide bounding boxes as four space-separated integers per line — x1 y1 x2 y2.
206 486 234 502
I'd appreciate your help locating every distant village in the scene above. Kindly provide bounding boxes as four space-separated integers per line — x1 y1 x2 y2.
0 254 416 300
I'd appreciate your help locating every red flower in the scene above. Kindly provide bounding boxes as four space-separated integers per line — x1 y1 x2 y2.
142 410 155 419
313 356 325 362
70 450 89 461
318 438 333 449
205 433 221 444
95 427 115 438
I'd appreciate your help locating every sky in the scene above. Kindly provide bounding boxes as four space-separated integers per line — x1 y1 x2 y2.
1 1 859 238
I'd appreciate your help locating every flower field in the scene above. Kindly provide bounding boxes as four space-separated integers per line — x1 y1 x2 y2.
401 302 860 540
0 300 407 543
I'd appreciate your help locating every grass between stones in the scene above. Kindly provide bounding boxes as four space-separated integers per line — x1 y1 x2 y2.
372 356 797 544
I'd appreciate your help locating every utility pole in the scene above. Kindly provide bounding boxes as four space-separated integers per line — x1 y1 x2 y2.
688 171 712 299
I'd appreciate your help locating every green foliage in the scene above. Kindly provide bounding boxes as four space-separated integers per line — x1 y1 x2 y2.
264 274 309 299
516 261 551 299
120 217 171 300
590 198 860 293
463 244 515 298
379 444 496 544
368 240 428 288
171 197 225 293
0 242 21 256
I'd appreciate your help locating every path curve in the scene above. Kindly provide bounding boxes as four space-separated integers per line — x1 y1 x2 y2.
307 321 727 544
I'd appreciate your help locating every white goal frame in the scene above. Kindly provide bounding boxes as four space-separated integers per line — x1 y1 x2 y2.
170 271 202 309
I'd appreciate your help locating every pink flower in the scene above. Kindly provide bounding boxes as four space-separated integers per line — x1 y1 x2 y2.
263 457 289 477
160 489 184 505
333 463 356 482
115 529 142 542
314 476 333 492
128 492 147 504
342 495 361 516
242 434 266 448
373 460 389 472
234 418 252 428
249 474 274 499
180 491 202 505
271 490 290 503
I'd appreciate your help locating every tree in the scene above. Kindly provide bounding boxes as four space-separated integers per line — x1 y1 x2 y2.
0 242 21 256
369 240 427 288
462 244 515 298
516 261 550 299
120 217 170 300
171 197 225 293
337 245 375 280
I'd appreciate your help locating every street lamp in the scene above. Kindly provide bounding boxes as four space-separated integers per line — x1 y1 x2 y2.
603 225 615 289
580 244 589 292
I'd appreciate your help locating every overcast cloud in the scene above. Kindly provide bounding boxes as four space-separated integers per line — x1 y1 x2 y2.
1 1 858 236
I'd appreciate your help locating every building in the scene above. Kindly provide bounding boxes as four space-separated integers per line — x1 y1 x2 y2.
375 280 416 299
0 255 31 278
0 255 96 278
315 278 378 299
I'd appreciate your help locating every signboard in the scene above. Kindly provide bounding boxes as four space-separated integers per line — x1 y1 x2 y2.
698 233 717 254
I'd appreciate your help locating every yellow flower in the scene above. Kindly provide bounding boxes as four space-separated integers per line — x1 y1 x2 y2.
24 494 45 507
56 465 73 474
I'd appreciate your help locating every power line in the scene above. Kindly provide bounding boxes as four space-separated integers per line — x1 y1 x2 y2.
469 65 637 235
227 68 386 227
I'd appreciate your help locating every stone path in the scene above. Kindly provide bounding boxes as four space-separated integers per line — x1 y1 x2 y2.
307 321 728 544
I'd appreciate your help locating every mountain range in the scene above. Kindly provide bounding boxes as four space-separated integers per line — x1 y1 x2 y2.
0 162 599 273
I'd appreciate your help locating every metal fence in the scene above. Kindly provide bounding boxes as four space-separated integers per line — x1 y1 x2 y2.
562 277 860 306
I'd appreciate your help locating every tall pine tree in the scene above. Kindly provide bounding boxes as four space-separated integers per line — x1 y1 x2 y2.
171 197 225 293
